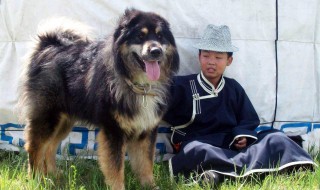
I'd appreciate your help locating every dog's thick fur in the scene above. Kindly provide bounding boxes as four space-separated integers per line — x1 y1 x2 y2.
19 9 179 190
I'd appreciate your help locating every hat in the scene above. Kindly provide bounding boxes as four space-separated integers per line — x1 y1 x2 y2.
193 25 239 52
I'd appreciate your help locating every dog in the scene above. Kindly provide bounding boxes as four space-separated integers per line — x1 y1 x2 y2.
19 8 179 190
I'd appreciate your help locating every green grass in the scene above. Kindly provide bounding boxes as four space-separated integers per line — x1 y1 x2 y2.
0 150 319 190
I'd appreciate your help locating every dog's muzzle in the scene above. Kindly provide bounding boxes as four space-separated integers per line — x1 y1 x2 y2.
132 42 164 81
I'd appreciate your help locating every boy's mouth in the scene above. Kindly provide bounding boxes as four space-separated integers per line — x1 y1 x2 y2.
207 68 216 73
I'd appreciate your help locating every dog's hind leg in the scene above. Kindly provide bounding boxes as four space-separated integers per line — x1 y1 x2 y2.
127 128 158 188
24 112 71 176
97 128 127 190
44 113 74 174
24 114 59 176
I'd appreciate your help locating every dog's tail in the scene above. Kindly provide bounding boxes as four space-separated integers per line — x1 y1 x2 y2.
17 18 94 123
34 17 93 50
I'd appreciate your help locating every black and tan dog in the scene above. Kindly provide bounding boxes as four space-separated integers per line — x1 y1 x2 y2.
19 9 179 189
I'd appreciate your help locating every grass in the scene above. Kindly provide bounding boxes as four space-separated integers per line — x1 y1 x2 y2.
0 150 319 190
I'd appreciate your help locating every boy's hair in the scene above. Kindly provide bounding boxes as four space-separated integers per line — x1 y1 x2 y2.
199 50 233 58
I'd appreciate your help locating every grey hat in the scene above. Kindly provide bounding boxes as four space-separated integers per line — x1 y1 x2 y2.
194 25 239 52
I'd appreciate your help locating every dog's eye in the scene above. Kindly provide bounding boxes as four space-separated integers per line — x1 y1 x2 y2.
157 33 163 39
138 32 145 39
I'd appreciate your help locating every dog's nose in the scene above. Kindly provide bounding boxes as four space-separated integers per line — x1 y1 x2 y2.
150 47 162 58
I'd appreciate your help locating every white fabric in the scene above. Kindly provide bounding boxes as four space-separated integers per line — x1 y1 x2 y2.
0 0 319 158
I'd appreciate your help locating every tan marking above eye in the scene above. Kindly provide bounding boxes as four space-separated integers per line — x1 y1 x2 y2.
141 27 148 35
155 26 161 34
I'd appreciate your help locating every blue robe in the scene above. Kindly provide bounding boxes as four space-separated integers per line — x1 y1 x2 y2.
163 73 316 178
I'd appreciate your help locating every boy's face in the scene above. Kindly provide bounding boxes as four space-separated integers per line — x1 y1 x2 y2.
199 50 233 86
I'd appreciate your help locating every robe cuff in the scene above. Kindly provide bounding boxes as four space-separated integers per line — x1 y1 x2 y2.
168 158 176 181
229 128 258 149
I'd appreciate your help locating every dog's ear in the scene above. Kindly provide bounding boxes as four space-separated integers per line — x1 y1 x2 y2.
169 48 180 74
161 26 179 74
120 9 138 26
113 8 141 41
159 20 179 74
112 9 144 79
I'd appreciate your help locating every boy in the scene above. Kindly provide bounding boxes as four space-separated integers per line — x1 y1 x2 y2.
163 25 315 183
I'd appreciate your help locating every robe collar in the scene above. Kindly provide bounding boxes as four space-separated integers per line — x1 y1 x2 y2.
197 72 225 96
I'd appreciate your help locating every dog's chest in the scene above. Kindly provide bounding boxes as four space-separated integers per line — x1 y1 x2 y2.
114 96 162 134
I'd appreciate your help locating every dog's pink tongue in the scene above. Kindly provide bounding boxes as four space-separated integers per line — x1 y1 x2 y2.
144 61 160 81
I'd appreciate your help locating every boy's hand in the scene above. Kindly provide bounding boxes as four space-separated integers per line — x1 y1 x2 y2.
234 137 247 150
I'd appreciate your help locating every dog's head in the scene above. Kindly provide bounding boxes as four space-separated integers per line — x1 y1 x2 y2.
113 8 179 83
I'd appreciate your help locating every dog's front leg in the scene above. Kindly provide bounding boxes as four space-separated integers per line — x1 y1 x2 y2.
97 128 127 190
127 127 158 188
